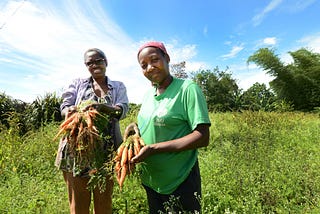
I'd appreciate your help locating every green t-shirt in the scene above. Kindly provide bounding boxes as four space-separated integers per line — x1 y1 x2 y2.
137 77 211 194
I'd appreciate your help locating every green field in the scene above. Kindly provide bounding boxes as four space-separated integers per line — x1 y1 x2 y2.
0 111 319 213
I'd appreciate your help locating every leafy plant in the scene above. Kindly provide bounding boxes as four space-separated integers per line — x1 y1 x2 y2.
1 111 319 213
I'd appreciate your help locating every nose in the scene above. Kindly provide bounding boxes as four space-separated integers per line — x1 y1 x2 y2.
146 63 155 73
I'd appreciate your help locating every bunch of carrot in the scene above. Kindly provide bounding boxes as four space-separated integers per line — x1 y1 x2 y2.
114 133 145 190
53 107 101 156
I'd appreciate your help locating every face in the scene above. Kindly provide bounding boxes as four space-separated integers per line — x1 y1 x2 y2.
84 51 107 79
138 47 170 85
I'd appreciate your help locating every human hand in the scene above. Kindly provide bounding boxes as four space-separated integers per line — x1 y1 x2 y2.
123 123 140 142
65 106 77 119
130 145 152 163
83 103 117 115
82 103 100 111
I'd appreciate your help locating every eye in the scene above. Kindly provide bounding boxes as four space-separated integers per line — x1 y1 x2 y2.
140 63 147 70
85 58 104 67
151 57 159 64
85 61 93 67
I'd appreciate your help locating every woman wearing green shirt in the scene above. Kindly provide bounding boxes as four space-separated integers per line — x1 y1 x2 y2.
128 41 211 213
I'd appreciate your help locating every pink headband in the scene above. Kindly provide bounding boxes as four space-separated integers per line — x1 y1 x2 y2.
137 41 169 56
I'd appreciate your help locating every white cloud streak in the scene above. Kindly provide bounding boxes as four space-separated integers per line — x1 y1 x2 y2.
252 0 283 26
221 44 244 59
298 33 320 53
231 63 273 90
263 37 277 45
0 0 200 103
286 0 317 13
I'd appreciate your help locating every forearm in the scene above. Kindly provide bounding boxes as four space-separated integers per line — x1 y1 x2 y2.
99 104 123 118
61 107 68 117
131 124 210 163
61 106 77 119
148 124 210 154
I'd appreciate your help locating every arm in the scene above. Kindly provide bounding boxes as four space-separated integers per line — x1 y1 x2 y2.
131 123 210 163
60 79 80 119
86 103 123 118
61 106 77 119
110 80 129 120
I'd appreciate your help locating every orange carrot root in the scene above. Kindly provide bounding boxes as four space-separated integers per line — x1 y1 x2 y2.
120 146 128 167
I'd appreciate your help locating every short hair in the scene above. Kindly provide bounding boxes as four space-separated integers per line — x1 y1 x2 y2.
84 48 107 60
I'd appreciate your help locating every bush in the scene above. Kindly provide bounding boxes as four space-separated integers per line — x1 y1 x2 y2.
1 111 319 213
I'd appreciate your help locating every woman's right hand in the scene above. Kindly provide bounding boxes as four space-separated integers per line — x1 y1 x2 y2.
64 106 77 119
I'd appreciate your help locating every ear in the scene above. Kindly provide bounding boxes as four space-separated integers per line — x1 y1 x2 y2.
165 54 170 63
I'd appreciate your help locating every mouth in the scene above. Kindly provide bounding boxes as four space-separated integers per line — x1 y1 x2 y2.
92 68 104 74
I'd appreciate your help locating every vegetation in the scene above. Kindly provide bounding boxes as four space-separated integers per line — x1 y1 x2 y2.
247 48 320 111
0 46 319 213
191 67 240 112
1 111 319 213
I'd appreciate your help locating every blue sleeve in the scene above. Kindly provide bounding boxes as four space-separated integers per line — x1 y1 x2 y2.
113 81 129 120
60 79 79 111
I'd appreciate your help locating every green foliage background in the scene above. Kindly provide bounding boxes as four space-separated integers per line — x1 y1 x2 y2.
1 111 319 213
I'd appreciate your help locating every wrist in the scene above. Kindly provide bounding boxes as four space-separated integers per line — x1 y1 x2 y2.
113 106 122 117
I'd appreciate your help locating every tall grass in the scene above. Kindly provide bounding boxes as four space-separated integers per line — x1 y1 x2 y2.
0 111 319 213
202 111 320 213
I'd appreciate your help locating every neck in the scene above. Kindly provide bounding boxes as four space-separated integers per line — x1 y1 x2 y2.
153 75 173 95
92 76 107 85
154 75 173 89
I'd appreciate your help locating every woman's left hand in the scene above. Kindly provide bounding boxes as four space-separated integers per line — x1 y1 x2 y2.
84 103 121 117
130 145 153 163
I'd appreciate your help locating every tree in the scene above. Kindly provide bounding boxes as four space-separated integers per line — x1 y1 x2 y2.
240 83 276 111
25 93 62 130
170 61 188 79
248 48 320 111
0 92 28 134
192 67 240 111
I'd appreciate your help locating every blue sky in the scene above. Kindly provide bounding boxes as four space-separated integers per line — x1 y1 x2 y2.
0 0 319 104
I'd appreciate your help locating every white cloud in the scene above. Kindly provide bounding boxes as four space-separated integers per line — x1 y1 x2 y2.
0 0 203 104
185 61 210 74
221 44 244 59
279 52 294 65
170 44 197 63
252 0 283 26
263 37 277 45
231 63 274 90
0 0 143 103
298 33 320 53
203 25 208 37
285 0 317 13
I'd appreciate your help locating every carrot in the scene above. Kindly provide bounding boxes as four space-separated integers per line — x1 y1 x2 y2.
78 119 84 134
133 137 141 155
133 125 140 136
119 163 128 190
123 123 139 142
65 119 78 131
114 161 121 172
76 121 84 143
116 169 121 186
92 125 98 133
69 118 80 138
60 113 77 129
85 112 93 129
88 108 99 118
127 143 134 162
115 144 125 160
139 138 146 146
120 146 128 167
53 127 68 140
